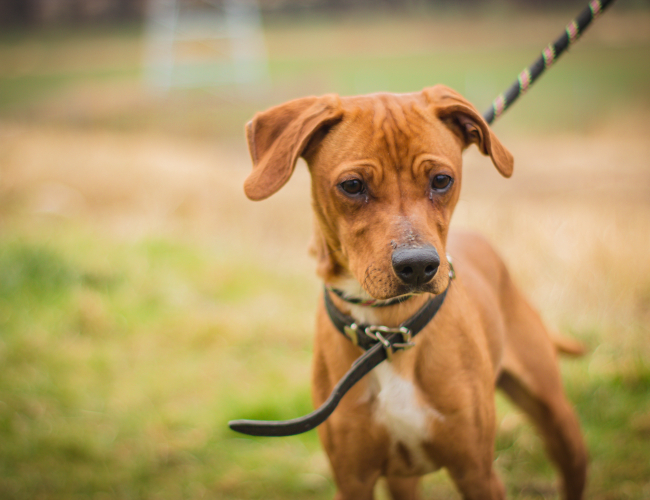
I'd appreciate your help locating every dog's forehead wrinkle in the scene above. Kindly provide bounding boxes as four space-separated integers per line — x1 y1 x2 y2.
384 106 415 167
369 100 400 163
341 96 418 169
324 108 442 176
385 95 413 133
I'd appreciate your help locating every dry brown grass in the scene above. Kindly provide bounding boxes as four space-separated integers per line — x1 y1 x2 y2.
2 117 649 352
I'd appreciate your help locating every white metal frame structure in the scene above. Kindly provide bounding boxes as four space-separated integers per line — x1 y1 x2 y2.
145 0 268 91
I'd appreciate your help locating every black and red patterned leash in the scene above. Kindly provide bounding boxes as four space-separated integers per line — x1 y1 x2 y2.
483 0 617 125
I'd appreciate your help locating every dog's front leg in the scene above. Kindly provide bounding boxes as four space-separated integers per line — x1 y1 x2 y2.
386 476 421 500
317 416 384 500
444 408 506 500
447 466 506 500
312 338 388 500
419 378 506 500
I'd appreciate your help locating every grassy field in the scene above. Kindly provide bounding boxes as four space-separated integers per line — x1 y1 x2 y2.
1 8 650 500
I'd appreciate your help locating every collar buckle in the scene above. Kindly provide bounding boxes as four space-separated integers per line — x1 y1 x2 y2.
343 323 360 346
364 325 415 361
364 325 411 341
325 285 449 356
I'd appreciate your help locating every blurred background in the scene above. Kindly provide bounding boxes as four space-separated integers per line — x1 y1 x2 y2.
0 0 649 498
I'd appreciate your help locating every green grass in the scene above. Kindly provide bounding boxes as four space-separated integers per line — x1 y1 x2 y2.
0 221 648 499
0 222 329 499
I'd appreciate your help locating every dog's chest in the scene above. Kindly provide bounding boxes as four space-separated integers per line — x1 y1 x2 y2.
348 302 443 475
372 364 432 435
370 363 444 474
368 363 442 474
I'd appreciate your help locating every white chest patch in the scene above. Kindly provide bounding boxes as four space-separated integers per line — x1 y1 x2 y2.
370 363 443 474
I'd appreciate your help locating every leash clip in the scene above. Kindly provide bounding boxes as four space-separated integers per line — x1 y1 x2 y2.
373 331 394 361
364 325 414 361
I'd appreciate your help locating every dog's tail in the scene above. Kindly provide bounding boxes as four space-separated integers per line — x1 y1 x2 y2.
550 330 588 357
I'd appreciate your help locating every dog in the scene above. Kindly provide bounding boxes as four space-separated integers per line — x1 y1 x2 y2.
243 85 587 500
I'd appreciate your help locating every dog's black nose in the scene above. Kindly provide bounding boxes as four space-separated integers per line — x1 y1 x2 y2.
392 246 440 286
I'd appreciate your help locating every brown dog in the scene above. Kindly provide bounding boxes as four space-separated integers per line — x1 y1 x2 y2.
243 85 587 500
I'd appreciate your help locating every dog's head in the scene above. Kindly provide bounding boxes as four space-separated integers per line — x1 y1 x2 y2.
244 85 513 300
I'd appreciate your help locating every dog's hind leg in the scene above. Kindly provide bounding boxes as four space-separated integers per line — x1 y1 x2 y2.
498 286 587 500
497 369 587 500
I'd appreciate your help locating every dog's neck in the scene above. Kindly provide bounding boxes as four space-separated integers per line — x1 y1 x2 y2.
327 276 433 328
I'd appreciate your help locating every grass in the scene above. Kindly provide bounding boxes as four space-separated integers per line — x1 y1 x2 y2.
0 223 327 499
0 8 649 499
1 216 648 499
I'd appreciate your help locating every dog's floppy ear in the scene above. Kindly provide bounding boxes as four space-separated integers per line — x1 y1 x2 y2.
423 85 514 178
244 94 343 201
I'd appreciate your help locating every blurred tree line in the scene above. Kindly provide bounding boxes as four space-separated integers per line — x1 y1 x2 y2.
0 0 645 27
0 0 146 26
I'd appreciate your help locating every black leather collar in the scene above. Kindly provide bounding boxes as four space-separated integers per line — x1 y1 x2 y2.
324 286 449 354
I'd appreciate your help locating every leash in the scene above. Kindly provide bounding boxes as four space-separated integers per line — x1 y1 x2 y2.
483 0 617 125
229 288 449 437
229 0 617 438
230 341 393 437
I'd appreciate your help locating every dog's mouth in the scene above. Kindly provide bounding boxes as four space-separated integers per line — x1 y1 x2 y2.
331 267 450 305
353 245 450 300
359 263 450 302
331 247 452 303
387 280 439 299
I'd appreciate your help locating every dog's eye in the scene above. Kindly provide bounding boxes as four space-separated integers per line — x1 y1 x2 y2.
431 174 452 192
340 179 364 195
